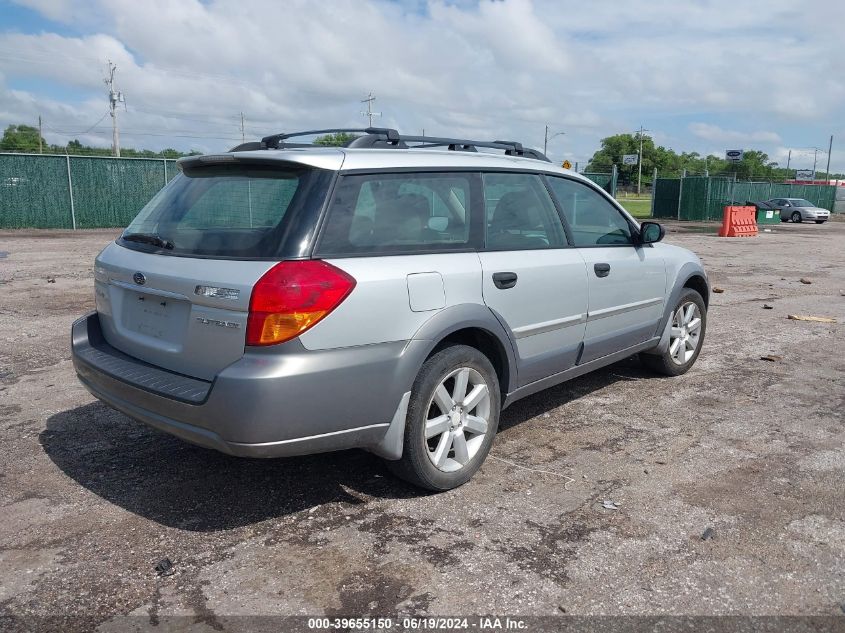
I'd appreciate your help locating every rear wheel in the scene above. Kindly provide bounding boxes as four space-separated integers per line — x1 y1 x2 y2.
791 211 802 223
386 345 500 491
640 289 706 377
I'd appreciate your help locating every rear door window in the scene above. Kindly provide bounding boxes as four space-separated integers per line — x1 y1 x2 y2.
482 172 566 250
316 172 480 255
120 163 332 258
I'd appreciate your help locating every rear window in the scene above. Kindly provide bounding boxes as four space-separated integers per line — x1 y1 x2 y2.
316 172 480 256
120 163 332 258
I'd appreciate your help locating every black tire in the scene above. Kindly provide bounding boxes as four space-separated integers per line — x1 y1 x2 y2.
386 345 500 491
640 288 707 377
791 211 802 223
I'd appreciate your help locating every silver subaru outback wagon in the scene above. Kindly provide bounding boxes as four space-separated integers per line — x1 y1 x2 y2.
71 127 709 490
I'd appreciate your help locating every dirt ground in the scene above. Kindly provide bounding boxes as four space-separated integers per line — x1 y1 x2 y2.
0 219 843 631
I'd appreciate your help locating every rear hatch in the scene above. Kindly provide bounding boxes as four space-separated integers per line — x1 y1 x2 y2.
94 157 336 381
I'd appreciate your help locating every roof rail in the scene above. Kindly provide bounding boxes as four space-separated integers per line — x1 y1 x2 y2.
260 127 400 149
236 127 550 162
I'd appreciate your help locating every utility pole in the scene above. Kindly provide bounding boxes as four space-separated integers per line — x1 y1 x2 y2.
360 92 381 127
104 61 123 157
812 147 819 180
786 149 791 176
825 135 833 182
240 112 245 144
543 125 565 156
37 115 43 154
636 125 650 196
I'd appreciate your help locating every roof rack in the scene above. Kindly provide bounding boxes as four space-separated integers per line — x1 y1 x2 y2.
237 127 550 162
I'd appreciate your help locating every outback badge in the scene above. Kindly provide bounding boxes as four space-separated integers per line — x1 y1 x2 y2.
196 316 240 329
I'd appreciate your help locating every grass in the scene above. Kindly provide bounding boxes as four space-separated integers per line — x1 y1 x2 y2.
617 197 652 218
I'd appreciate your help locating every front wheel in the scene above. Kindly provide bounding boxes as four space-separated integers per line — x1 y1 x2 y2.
386 345 500 491
640 289 706 377
791 211 802 223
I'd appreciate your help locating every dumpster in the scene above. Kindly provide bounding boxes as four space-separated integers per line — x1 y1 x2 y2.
748 200 781 225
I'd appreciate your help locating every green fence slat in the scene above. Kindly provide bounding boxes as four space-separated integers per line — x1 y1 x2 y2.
652 178 680 218
70 156 176 228
583 172 616 197
0 154 73 228
0 154 178 229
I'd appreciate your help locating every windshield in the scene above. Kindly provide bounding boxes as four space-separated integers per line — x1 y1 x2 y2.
120 163 332 259
789 199 814 207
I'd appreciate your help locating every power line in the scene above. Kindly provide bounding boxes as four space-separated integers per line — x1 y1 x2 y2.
129 105 245 123
41 124 242 140
41 112 109 136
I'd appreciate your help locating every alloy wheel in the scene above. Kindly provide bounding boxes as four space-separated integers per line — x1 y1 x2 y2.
424 367 491 472
669 301 703 365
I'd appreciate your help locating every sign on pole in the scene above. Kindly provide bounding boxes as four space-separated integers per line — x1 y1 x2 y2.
795 169 814 180
725 149 744 162
562 160 572 170
622 154 638 165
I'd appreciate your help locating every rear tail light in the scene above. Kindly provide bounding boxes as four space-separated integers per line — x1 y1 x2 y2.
246 260 356 346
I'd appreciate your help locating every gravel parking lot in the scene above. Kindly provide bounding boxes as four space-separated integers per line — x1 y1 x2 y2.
1 220 843 630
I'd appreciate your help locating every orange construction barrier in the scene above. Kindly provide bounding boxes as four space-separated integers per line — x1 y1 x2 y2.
718 205 758 237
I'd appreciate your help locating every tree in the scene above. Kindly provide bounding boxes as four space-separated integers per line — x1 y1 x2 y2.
313 132 358 146
0 123 200 158
586 133 671 185
0 124 46 152
584 135 819 183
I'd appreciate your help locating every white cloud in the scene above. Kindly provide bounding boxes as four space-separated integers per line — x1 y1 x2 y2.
689 123 782 145
0 0 842 169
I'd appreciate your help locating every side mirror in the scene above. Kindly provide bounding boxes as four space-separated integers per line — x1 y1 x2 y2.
639 221 664 244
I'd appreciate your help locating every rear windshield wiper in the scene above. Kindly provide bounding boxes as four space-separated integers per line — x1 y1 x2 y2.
122 233 174 250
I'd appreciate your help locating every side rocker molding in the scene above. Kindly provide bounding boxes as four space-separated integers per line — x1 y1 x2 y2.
503 337 661 407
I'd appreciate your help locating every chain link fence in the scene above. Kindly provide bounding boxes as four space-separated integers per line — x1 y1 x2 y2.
0 153 178 229
653 175 838 221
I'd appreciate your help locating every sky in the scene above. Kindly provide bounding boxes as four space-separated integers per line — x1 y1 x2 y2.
0 0 842 172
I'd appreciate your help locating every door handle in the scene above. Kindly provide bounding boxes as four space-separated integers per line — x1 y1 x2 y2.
594 263 611 278
492 272 518 289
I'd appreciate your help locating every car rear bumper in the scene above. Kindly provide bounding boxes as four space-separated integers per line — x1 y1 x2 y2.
71 312 424 458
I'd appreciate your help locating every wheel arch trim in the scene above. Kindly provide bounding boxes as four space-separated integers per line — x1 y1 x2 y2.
367 303 519 461
650 263 710 355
